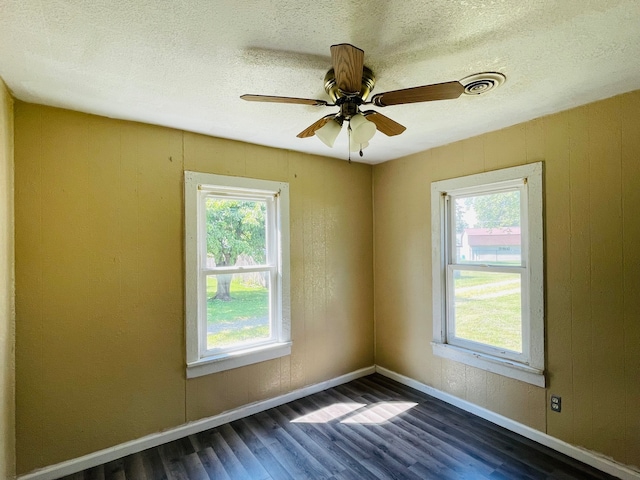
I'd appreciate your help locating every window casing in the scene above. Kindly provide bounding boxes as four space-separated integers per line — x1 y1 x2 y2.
431 163 544 387
185 172 291 378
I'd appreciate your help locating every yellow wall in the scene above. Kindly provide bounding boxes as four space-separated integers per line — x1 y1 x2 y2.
373 90 640 468
0 80 15 479
13 103 374 474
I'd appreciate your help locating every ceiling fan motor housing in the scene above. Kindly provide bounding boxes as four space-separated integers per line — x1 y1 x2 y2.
337 99 360 119
324 66 376 102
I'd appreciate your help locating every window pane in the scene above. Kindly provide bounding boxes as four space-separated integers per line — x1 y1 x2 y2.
205 197 267 268
452 270 522 353
206 273 271 350
454 191 521 265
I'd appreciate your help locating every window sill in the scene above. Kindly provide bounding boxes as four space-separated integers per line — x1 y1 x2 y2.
431 342 545 387
187 341 292 379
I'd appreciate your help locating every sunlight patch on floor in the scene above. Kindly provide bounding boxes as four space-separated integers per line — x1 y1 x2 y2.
291 402 366 423
340 402 418 424
291 401 418 424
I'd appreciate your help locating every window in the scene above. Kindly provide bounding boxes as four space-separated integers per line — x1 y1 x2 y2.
431 163 544 387
185 172 290 378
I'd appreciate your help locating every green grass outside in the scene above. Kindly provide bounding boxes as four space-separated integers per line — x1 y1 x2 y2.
206 277 268 323
206 276 269 349
454 270 518 288
454 271 522 352
207 325 269 347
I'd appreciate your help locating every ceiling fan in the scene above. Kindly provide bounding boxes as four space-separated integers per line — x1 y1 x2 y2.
241 43 504 156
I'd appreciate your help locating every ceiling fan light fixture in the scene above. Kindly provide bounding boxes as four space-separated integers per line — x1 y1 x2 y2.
315 118 343 148
350 113 376 144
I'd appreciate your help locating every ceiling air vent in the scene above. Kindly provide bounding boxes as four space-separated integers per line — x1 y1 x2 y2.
460 72 506 95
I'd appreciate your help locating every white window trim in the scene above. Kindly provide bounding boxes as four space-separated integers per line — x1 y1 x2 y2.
431 162 545 387
185 171 291 378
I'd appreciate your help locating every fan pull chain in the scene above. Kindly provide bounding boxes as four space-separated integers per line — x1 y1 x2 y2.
348 121 352 163
346 120 364 162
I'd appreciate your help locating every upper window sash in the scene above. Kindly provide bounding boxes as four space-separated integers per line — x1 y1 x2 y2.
446 183 529 269
197 191 277 270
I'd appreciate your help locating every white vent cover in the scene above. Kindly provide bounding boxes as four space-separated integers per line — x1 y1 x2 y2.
460 72 506 95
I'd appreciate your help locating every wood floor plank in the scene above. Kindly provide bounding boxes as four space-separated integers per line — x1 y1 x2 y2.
103 458 126 480
217 422 271 480
179 452 209 480
196 446 230 480
265 407 346 476
186 434 202 452
57 374 619 480
207 429 253 479
84 468 105 480
123 452 148 480
232 418 295 480
141 448 168 480
62 474 84 480
248 415 322 479
158 436 195 461
161 458 190 480
409 460 468 480
252 410 332 479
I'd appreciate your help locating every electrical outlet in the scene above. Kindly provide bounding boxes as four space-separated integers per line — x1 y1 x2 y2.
550 394 561 412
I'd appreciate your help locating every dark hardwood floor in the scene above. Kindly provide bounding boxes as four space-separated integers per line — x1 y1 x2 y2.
60 374 617 479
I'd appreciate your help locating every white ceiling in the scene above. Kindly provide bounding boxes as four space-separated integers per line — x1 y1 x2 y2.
1 1 639 164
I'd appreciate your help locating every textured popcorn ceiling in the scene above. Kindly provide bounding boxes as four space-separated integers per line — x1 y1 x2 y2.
1 1 640 163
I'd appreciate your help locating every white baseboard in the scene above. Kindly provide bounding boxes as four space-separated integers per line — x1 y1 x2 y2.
375 366 640 480
18 366 376 480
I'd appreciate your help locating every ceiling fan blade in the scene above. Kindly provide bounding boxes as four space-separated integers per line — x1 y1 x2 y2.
241 94 328 106
330 43 364 95
296 114 336 138
362 111 406 136
370 81 464 107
